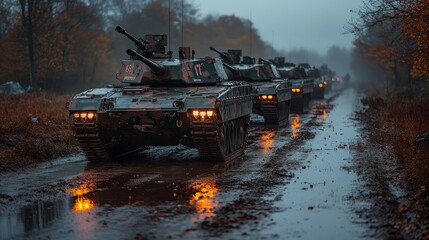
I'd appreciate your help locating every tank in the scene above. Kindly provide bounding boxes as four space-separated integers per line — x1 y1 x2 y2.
273 57 314 113
210 47 291 125
307 67 325 100
66 26 254 162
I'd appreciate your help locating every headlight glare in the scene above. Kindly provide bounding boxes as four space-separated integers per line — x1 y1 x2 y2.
87 113 95 120
192 110 199 118
191 109 216 121
72 112 97 122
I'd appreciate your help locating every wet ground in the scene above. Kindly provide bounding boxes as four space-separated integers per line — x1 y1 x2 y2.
0 88 382 239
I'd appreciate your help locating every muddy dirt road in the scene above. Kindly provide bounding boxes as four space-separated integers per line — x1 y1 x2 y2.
0 88 378 239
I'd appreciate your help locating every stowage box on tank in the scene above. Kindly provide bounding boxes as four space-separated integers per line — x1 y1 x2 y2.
67 26 254 162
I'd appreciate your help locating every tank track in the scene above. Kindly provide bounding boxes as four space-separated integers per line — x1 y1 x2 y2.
261 101 290 125
72 122 112 161
191 115 250 162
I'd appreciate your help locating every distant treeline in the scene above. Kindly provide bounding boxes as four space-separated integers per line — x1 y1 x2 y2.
0 0 349 93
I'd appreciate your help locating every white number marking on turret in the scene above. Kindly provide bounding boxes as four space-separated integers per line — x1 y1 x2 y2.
194 64 203 76
125 64 134 74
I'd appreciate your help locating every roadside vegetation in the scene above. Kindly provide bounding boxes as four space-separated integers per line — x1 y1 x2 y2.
361 82 429 189
349 0 429 199
0 92 78 171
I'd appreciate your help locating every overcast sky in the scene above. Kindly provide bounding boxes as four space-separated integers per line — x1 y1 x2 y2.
196 0 363 55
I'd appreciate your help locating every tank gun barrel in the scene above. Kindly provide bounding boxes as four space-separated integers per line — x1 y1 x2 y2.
222 62 239 75
209 46 230 61
126 49 166 75
258 58 272 65
115 26 149 49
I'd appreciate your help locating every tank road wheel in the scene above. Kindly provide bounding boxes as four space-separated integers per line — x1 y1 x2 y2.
231 121 238 152
191 115 250 162
221 122 228 155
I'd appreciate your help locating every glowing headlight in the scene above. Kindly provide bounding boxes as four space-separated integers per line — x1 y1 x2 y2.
192 110 199 118
262 95 267 100
318 83 323 88
87 113 95 120
292 88 301 93
191 109 215 121
72 112 97 122
324 81 328 85
268 95 273 100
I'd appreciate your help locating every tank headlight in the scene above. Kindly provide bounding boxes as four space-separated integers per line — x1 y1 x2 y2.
87 113 95 120
292 88 301 93
319 83 324 88
191 109 215 121
262 95 267 100
324 81 328 85
73 113 80 119
268 95 273 100
192 110 199 118
80 113 87 119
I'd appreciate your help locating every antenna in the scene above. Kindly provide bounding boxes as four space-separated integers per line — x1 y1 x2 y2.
181 0 184 47
271 31 274 59
250 8 252 57
168 0 171 52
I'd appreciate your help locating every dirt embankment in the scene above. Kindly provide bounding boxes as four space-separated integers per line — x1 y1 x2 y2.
352 88 429 239
0 92 79 172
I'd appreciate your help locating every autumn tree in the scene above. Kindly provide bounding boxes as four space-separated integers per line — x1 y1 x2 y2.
0 0 116 92
402 0 429 79
349 0 429 84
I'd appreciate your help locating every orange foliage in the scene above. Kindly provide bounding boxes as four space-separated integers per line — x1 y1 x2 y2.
402 0 429 79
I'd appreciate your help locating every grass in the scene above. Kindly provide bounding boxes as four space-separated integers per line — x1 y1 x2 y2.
0 92 79 171
361 85 429 190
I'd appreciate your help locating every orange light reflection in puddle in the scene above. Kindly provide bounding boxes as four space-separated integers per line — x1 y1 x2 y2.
291 116 301 138
70 182 96 212
315 110 328 124
188 177 219 221
260 131 275 153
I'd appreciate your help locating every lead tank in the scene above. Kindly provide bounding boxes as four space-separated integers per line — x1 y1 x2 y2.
210 47 291 125
67 26 253 162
